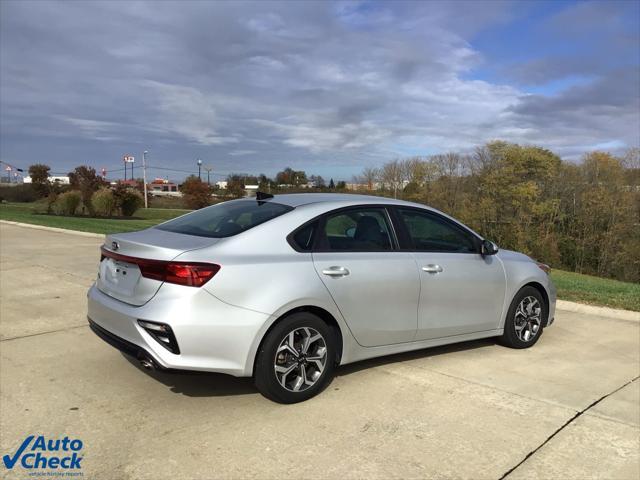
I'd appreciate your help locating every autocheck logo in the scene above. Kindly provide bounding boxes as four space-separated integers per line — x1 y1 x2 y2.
3 435 83 473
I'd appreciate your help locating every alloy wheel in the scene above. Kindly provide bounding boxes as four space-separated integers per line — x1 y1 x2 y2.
514 296 542 342
274 327 327 392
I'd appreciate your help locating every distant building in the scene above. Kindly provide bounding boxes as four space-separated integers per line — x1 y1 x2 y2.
112 179 139 188
148 178 180 197
215 181 228 189
244 185 259 197
23 175 70 185
345 182 382 191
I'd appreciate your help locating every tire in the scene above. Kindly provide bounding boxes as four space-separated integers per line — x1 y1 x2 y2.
499 286 547 349
254 312 337 403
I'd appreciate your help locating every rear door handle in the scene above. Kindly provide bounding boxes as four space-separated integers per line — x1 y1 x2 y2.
322 266 350 277
422 264 443 274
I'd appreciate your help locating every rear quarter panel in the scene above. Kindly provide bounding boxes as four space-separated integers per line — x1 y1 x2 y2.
169 202 358 361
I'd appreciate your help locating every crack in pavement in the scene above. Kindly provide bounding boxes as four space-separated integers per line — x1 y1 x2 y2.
1 324 88 342
498 375 640 479
3 261 97 285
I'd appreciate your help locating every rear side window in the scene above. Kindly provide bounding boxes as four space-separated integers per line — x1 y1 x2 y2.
156 200 293 238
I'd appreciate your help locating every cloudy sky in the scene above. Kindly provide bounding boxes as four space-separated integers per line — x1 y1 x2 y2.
1 0 638 181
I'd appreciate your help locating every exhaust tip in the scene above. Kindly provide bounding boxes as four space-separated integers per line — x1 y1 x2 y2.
140 358 155 370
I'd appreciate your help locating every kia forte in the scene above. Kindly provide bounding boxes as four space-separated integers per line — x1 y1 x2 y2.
87 193 556 403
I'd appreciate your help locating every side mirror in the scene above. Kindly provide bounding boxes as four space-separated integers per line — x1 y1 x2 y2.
345 226 356 238
481 239 499 256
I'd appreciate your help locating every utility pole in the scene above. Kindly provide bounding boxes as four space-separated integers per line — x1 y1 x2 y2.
204 166 212 185
142 150 149 209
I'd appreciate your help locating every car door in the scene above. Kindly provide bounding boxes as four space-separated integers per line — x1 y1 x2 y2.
394 207 506 340
311 206 420 347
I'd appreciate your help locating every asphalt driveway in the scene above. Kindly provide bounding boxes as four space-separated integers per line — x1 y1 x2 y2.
1 223 638 479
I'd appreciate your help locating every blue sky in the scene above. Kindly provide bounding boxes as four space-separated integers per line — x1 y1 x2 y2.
1 0 638 181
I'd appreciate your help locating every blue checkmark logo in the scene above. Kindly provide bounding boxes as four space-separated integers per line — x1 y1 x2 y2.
3 435 34 469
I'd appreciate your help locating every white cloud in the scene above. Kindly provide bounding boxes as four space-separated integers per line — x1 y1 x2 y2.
0 0 637 175
228 149 257 156
141 81 239 146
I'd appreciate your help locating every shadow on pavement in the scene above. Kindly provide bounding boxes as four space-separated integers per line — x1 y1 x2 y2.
122 354 257 397
336 338 495 376
121 337 496 398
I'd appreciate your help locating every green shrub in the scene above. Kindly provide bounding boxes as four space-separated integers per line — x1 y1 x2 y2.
116 188 143 216
54 190 82 216
91 188 116 217
0 184 38 202
45 193 58 214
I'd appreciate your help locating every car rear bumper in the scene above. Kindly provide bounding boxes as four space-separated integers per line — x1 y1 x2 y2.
88 317 169 369
87 283 272 376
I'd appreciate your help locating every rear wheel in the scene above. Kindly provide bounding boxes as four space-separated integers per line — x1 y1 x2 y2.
500 286 547 349
254 312 336 403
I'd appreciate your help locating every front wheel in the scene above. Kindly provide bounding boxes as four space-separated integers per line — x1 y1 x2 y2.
500 286 547 349
254 312 336 403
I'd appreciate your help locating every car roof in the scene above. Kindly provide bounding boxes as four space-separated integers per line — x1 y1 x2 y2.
263 193 425 208
262 193 485 240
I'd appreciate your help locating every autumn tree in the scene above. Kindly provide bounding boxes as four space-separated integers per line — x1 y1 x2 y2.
28 164 51 197
276 167 307 186
180 176 212 209
68 166 106 214
226 174 246 198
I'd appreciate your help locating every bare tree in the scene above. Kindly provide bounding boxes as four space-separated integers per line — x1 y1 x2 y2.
360 166 380 190
380 160 404 198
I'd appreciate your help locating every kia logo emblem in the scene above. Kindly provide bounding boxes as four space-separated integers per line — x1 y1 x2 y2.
111 241 119 251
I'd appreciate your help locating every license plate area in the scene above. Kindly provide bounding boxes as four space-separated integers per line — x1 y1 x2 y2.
100 257 141 293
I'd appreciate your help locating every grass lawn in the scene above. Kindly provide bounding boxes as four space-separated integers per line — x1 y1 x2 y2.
2 201 638 311
0 202 188 234
550 269 639 312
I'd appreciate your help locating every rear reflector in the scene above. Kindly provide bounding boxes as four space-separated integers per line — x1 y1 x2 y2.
101 246 220 287
137 320 180 354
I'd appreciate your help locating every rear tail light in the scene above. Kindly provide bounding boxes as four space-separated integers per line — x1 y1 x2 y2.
101 247 220 287
536 262 551 275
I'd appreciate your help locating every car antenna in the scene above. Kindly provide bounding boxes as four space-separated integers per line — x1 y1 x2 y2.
256 191 274 202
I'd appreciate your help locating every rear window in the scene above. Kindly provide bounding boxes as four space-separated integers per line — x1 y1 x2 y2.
155 200 293 238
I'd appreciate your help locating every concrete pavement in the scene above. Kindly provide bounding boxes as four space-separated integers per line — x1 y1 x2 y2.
1 223 638 479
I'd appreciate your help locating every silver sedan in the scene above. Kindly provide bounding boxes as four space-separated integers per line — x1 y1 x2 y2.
87 193 556 403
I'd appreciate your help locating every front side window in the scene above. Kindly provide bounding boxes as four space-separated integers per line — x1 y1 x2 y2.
398 208 477 253
156 200 293 238
319 208 393 251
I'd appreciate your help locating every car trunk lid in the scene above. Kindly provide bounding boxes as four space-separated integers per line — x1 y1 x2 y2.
97 228 219 306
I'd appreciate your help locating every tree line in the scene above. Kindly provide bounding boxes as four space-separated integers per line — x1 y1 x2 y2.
352 142 639 283
4 141 638 282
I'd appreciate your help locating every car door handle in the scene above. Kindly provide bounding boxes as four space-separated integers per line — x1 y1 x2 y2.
322 266 350 277
422 264 443 274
